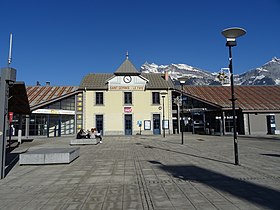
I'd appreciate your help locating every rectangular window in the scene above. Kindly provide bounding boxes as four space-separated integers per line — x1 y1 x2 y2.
124 92 132 104
96 92 103 105
152 92 160 104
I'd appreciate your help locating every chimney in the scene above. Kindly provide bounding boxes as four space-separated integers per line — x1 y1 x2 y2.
46 81 50 86
164 70 169 81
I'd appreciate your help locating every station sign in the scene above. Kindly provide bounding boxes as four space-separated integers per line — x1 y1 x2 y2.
32 109 75 115
124 107 132 113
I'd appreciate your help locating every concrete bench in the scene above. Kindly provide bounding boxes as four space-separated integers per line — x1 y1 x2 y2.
70 138 100 145
19 147 80 165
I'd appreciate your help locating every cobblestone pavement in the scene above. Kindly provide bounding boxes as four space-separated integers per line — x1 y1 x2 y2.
0 134 279 210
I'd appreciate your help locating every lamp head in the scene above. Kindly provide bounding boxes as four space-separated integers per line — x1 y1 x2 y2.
178 77 186 84
222 27 246 46
160 91 168 97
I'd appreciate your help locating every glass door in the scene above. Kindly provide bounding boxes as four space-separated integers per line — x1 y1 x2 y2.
124 114 132 135
96 115 104 135
153 114 161 135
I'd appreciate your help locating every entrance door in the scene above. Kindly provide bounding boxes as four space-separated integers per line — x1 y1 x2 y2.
125 114 132 135
153 114 161 135
96 115 103 135
48 115 61 137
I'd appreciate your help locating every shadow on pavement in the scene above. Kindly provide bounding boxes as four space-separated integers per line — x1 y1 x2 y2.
261 153 280 158
150 161 280 210
5 146 20 176
144 144 233 165
240 135 280 141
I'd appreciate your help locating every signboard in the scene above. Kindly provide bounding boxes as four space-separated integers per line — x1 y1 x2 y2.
32 109 75 115
124 107 132 113
162 120 169 129
144 120 151 130
137 121 142 126
8 112 13 123
109 85 145 91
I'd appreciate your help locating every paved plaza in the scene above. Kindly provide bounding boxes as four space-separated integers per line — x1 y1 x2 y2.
0 133 279 210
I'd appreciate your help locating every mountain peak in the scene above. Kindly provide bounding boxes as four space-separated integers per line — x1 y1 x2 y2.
140 58 280 86
272 57 280 63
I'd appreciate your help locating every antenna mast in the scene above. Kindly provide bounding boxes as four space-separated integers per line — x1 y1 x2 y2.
8 33 13 67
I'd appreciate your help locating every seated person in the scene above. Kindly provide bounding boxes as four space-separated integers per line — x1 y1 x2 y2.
91 128 103 143
76 129 87 139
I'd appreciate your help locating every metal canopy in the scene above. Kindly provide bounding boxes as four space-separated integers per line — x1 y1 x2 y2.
7 81 30 114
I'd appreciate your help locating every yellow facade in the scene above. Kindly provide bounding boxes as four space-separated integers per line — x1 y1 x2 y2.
79 57 175 135
83 89 173 135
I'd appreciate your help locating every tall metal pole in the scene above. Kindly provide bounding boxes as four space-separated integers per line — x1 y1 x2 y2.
0 78 8 179
222 27 246 166
162 95 165 138
181 84 184 144
228 46 239 165
0 68 16 179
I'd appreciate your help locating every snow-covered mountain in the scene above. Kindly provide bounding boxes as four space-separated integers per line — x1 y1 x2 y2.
140 57 280 86
237 57 280 85
140 62 220 85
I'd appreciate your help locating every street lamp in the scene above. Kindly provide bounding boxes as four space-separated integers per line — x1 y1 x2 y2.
179 80 186 144
222 27 246 165
160 92 167 138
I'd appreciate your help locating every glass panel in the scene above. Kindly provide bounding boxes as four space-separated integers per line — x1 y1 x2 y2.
125 115 132 135
154 117 160 129
29 114 48 136
96 115 103 134
61 115 75 135
152 92 160 104
124 92 132 104
96 92 103 105
44 95 75 110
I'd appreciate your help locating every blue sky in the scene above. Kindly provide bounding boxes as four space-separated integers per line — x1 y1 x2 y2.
0 0 279 86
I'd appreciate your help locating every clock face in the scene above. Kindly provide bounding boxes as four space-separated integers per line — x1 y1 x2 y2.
123 76 132 83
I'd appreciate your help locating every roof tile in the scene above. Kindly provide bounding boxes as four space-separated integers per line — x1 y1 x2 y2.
27 86 79 108
184 86 280 111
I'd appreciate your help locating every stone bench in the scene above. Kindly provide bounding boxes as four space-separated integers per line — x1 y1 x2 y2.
19 147 80 165
70 138 100 145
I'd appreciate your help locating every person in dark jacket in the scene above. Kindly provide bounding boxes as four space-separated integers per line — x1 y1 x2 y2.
76 129 87 139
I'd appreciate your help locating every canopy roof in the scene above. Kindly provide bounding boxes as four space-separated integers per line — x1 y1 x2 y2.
26 86 79 111
8 81 30 114
183 85 280 112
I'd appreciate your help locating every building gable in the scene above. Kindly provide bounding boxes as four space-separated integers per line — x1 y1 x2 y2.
108 75 147 91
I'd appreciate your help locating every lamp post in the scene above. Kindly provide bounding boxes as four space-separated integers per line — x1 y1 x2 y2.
180 80 186 144
222 27 246 165
160 92 167 138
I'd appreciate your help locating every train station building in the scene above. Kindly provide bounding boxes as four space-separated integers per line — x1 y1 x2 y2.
7 57 280 138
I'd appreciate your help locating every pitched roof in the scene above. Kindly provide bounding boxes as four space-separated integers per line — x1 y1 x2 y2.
114 58 140 75
183 85 280 111
141 73 175 90
26 86 79 110
79 73 113 90
79 73 174 90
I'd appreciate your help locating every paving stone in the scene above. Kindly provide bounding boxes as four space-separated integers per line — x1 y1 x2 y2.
1 134 280 210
